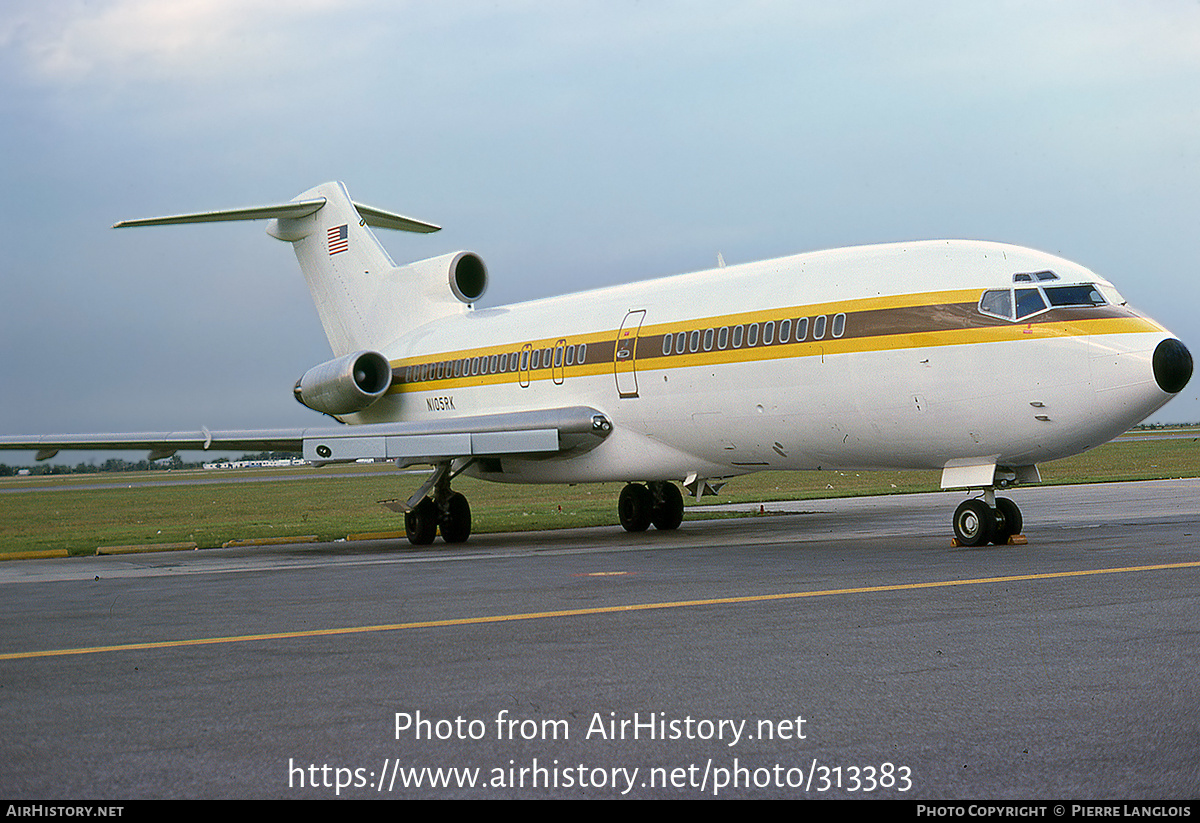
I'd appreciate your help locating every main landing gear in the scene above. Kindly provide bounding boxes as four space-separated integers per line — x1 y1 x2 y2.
618 481 685 532
952 490 1023 547
404 462 472 546
405 491 471 546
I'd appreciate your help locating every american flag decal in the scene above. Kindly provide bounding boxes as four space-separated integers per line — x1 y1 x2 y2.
327 224 349 255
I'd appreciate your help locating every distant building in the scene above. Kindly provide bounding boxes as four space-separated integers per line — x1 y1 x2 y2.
202 458 308 470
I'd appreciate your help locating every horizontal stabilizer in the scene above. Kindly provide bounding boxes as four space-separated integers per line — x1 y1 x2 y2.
353 201 441 233
113 196 440 233
112 199 328 228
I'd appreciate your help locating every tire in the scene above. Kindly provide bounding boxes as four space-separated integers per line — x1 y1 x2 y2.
953 499 994 547
993 497 1022 543
439 492 472 544
650 481 684 530
618 483 653 532
405 497 438 546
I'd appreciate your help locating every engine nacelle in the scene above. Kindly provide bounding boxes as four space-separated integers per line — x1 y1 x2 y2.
402 251 488 305
294 350 392 416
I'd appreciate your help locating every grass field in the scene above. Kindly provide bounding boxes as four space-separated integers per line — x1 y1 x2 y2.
1 432 1196 556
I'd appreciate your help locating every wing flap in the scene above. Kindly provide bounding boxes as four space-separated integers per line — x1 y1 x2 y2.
0 407 611 464
304 429 561 463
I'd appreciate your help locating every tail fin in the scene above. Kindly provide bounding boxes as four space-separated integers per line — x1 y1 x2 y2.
114 181 442 356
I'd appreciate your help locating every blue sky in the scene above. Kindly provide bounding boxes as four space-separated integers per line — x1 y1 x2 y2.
1 1 1198 451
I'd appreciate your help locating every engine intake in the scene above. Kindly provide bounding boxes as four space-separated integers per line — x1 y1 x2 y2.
448 251 487 303
294 350 392 416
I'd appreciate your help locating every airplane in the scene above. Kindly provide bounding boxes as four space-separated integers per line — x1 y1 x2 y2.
0 181 1192 547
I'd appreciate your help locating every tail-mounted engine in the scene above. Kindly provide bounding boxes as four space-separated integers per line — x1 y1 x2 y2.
400 250 488 305
294 350 393 417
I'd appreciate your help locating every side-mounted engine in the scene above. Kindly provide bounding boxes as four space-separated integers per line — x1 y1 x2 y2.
294 350 393 417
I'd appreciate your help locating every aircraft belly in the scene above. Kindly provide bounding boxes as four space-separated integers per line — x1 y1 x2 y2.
483 426 734 484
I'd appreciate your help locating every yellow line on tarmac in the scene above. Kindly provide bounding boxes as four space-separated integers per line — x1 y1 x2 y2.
3 561 1197 661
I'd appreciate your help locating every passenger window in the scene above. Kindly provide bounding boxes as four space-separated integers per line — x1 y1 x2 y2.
732 325 744 348
662 335 672 356
813 315 827 340
703 328 714 351
718 327 728 349
795 317 808 341
779 319 791 343
831 313 845 338
577 343 587 363
747 323 759 346
763 321 774 345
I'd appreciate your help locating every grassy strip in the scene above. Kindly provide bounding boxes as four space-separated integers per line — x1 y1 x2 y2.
0 437 1195 556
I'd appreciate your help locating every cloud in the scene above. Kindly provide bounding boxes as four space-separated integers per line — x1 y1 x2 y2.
3 0 357 84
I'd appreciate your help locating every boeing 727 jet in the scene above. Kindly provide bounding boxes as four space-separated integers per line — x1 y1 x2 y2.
1 182 1191 546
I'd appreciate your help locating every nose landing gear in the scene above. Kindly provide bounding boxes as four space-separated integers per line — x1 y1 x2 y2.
952 491 1024 547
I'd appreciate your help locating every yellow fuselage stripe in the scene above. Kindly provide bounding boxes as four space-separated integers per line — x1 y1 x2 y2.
391 309 1162 394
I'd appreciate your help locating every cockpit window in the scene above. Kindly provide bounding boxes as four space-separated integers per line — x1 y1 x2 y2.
979 289 1012 319
979 282 1106 322
1015 288 1047 319
1044 284 1106 307
1013 270 1059 283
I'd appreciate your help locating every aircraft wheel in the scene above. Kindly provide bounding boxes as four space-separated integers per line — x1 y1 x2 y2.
405 497 438 546
953 499 993 547
618 483 653 532
439 492 472 544
992 497 1022 544
650 481 684 530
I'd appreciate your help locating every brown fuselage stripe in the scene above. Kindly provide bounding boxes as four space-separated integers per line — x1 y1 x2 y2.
389 301 1145 391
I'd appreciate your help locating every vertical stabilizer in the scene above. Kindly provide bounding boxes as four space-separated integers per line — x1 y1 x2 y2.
268 182 401 356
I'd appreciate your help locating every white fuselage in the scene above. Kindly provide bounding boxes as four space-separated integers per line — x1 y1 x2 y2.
352 239 1178 485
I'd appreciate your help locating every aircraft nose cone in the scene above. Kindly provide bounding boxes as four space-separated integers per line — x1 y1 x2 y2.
1153 338 1192 394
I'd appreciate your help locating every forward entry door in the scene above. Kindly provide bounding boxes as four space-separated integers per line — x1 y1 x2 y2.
614 309 645 398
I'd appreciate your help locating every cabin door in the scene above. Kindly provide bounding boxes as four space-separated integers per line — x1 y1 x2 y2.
614 309 645 398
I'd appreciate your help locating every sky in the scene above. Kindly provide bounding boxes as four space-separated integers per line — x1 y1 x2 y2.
1 0 1198 460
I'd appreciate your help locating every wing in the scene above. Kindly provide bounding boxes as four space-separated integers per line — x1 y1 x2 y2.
0 406 612 464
